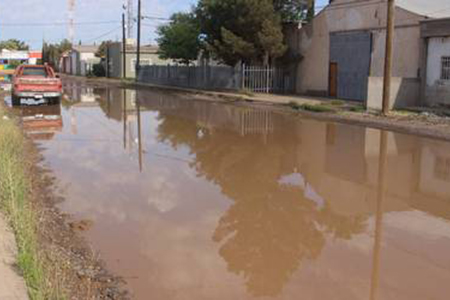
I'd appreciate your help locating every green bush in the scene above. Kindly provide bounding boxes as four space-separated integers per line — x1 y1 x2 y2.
92 63 106 77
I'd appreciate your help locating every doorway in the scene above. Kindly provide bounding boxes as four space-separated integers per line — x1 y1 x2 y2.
329 62 338 98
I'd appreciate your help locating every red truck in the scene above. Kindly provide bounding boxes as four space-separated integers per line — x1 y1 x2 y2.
12 64 62 106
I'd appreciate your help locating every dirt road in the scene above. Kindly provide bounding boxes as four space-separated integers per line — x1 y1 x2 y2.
0 213 28 300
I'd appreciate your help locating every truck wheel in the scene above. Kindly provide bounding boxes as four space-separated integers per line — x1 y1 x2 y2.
50 97 61 105
11 95 21 106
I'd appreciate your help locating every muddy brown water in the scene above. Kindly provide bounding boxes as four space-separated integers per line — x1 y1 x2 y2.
10 82 450 300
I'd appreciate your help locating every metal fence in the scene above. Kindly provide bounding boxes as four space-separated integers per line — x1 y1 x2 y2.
137 64 295 94
138 64 241 90
242 65 295 94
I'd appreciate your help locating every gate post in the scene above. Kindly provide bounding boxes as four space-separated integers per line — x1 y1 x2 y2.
241 63 246 91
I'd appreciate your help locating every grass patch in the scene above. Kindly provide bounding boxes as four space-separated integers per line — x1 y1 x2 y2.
301 103 335 113
392 109 420 117
348 105 366 113
120 78 135 84
287 101 336 113
287 101 301 110
0 107 65 300
330 100 345 106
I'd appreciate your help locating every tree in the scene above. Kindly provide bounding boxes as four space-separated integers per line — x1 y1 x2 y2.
306 0 315 22
42 39 72 70
95 40 113 58
273 0 309 22
196 0 287 66
0 39 29 51
156 12 201 65
92 63 106 77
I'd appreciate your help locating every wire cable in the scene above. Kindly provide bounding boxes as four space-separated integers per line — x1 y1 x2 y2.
0 20 119 27
85 26 122 43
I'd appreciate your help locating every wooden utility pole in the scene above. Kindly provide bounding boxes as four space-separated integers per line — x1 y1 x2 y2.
122 12 127 79
382 0 395 115
370 130 388 300
136 0 142 82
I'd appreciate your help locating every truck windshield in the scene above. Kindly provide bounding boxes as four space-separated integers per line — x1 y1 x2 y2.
22 67 48 77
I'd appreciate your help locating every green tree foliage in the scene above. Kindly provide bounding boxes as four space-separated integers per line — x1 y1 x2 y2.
92 63 106 77
306 0 315 22
273 0 309 22
156 12 201 65
95 40 113 58
197 0 287 66
42 39 72 70
0 39 30 51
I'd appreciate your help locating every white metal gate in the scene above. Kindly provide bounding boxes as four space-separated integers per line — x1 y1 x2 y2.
242 65 293 94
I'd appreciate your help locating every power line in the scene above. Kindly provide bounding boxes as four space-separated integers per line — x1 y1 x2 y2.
0 20 119 27
85 26 122 43
141 15 170 21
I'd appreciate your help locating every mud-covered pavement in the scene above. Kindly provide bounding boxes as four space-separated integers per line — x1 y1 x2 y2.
7 78 450 300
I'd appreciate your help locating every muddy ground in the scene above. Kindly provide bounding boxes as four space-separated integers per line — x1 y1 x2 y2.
1 92 128 299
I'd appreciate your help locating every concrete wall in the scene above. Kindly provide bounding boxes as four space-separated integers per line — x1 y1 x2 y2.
425 37 450 105
108 43 122 78
370 26 421 77
126 53 167 78
294 0 424 100
366 76 420 110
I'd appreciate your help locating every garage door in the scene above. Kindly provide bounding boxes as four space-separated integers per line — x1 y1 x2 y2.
330 31 372 101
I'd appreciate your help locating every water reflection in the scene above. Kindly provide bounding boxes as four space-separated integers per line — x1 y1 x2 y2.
28 83 450 300
14 104 63 140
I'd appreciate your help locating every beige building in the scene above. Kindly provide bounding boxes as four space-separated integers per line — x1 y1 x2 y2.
290 0 450 109
106 42 172 79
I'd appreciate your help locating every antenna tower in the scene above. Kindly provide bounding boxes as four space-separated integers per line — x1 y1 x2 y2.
127 0 134 39
68 0 75 44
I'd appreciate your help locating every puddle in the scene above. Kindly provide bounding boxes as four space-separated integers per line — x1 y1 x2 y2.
13 81 450 300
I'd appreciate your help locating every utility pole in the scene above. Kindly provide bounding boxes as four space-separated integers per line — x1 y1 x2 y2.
370 130 387 300
136 0 142 82
382 0 395 115
122 12 127 79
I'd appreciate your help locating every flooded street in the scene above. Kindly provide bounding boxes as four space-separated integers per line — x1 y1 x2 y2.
11 80 450 299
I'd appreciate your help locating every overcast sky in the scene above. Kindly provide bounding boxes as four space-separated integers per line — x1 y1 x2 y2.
0 0 328 50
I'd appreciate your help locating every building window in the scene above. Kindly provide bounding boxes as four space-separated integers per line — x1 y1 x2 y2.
434 156 450 181
441 56 450 80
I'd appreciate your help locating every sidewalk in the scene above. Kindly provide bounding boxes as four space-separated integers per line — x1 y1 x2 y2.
74 75 351 108
0 213 28 300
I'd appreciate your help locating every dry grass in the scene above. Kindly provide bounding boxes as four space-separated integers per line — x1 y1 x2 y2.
0 107 66 300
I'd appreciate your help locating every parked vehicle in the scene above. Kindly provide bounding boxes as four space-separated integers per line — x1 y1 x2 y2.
11 64 62 106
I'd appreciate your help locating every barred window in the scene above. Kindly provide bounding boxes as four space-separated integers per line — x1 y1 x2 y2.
434 156 450 181
441 57 450 80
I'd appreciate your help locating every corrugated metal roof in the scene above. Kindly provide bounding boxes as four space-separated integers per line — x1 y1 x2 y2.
397 0 450 19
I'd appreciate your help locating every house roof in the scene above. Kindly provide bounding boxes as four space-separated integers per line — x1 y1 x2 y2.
124 44 159 53
396 0 450 19
72 45 99 53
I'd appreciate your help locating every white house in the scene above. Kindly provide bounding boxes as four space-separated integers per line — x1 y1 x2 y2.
421 18 450 106
61 45 100 76
290 0 450 109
